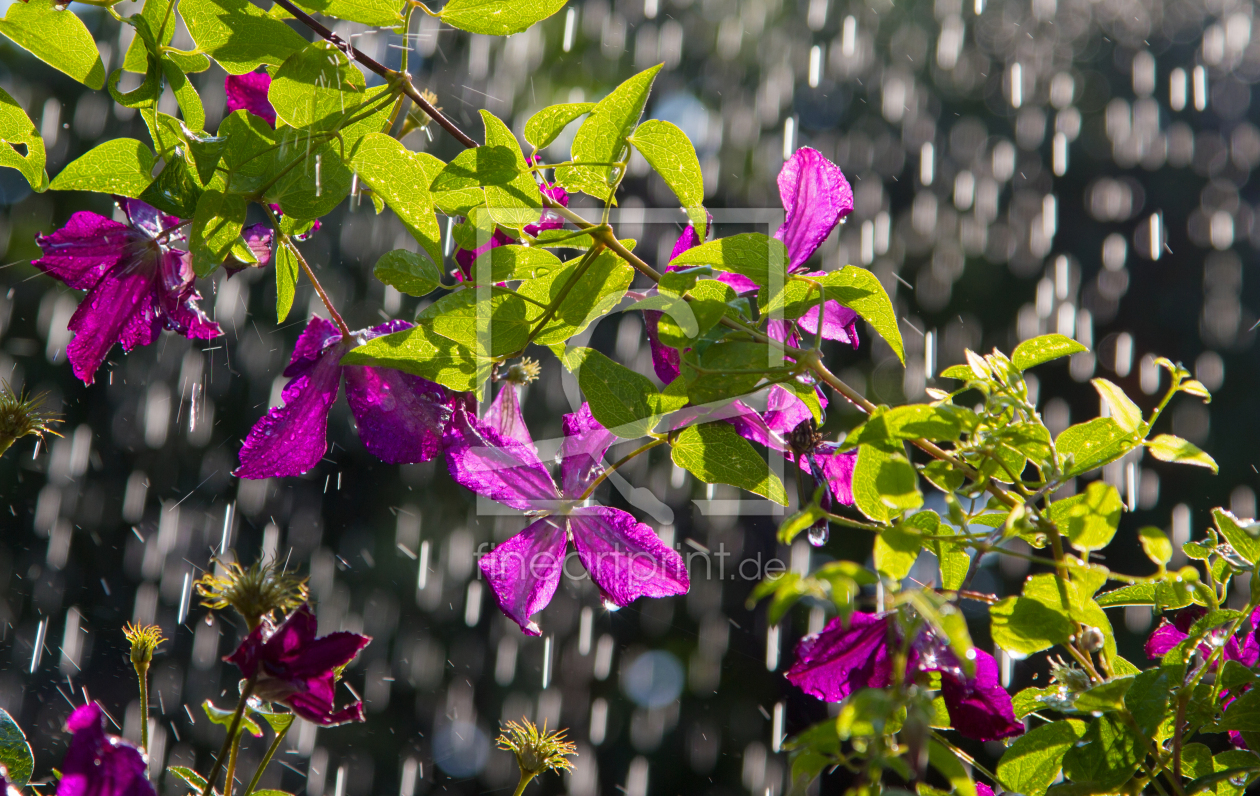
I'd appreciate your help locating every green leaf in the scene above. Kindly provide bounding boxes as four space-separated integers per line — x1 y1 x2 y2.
927 741 977 796
340 323 489 394
0 0 104 88
430 146 522 191
846 404 974 446
0 87 46 191
1049 481 1122 553
996 720 1087 796
628 119 706 232
1056 417 1140 477
139 155 203 218
294 0 403 26
249 703 296 733
480 110 542 229
670 421 787 505
161 59 206 132
351 133 442 266
681 341 791 405
990 595 1074 655
875 515 927 580
1061 715 1142 790
1072 676 1134 713
1012 686 1056 719
818 266 906 365
467 245 563 284
203 700 263 736
275 242 299 323
1147 434 1218 473
1012 334 1088 370
1091 378 1144 434
1214 508 1259 564
437 0 567 35
0 709 32 788
416 286 539 357
524 102 594 151
181 0 309 74
648 280 733 349
1125 668 1173 738
516 249 634 345
926 521 970 590
851 441 921 523
373 250 441 297
564 347 683 438
168 766 209 793
51 138 155 197
670 233 787 289
556 64 661 201
269 41 366 130
777 505 826 545
1137 527 1173 566
189 190 247 277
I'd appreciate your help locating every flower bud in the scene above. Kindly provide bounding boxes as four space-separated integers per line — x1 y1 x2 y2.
1079 626 1105 652
122 623 165 667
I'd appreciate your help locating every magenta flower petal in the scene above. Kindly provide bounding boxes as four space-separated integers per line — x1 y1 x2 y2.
57 703 155 796
225 71 277 127
643 310 682 384
121 198 181 239
479 516 569 635
799 300 860 348
63 266 159 384
226 605 369 727
1145 621 1188 660
31 211 129 289
241 223 274 266
669 224 700 261
483 382 532 446
816 444 857 506
559 403 617 498
936 650 1023 741
977 784 995 796
763 385 813 437
775 147 853 271
570 506 689 606
234 318 345 479
343 320 450 464
786 612 896 702
726 399 780 450
716 271 761 294
442 402 559 511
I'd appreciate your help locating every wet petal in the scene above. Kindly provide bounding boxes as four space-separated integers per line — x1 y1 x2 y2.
937 649 1023 741
234 339 344 478
241 222 274 266
484 382 532 446
1145 620 1189 660
443 402 558 511
57 702 155 796
480 516 569 635
287 316 344 375
716 271 760 294
786 612 896 702
726 399 782 450
559 403 617 498
816 444 857 506
121 198 181 241
669 224 700 261
775 147 853 270
799 300 860 348
33 211 132 290
570 506 689 606
764 384 813 437
643 310 681 384
65 268 157 385
225 70 277 126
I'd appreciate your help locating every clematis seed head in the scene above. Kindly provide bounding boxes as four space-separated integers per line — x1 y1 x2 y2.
496 718 577 778
0 383 61 458
504 357 542 386
122 622 165 666
196 558 309 630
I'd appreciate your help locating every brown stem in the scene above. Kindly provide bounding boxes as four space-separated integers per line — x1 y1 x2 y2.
263 205 353 339
269 0 479 149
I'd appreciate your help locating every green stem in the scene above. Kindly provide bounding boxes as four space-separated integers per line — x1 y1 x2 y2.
511 771 538 796
522 242 605 345
224 729 242 796
243 722 291 796
263 205 353 340
136 661 150 752
198 677 257 796
578 437 666 501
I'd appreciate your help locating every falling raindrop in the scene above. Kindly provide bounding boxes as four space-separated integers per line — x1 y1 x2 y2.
807 524 828 547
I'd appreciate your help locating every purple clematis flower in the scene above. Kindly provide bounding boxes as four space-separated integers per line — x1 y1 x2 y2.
225 70 277 127
33 198 221 385
454 177 569 281
449 394 688 635
226 604 370 726
1145 606 1260 666
234 317 452 478
57 702 156 796
786 611 1022 742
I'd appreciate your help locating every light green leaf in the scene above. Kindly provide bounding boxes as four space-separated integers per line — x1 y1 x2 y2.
1092 378 1144 434
681 341 790 405
564 347 683 438
430 146 522 191
1137 527 1173 566
0 87 46 191
340 323 490 394
851 441 921 523
777 505 826 545
467 245 563 284
160 59 206 132
416 286 540 357
927 740 977 796
1061 715 1143 789
189 189 247 277
926 522 970 591
181 0 308 73
294 0 403 26
437 0 567 35
275 242 299 323
248 703 297 733
139 155 203 218
670 421 787 505
1049 481 1122 553
1072 676 1134 713
1012 333 1088 370
373 250 441 297
524 102 594 151
0 0 104 88
203 700 263 736
1214 508 1259 565
990 595 1074 655
874 518 924 581
996 720 1087 796
516 249 633 345
1056 417 1140 477
0 709 32 788
269 41 366 130
628 119 705 232
351 133 442 266
846 404 973 446
555 64 661 201
818 266 905 365
167 766 209 793
481 110 542 229
670 232 787 289
1147 434 1218 473
265 137 352 219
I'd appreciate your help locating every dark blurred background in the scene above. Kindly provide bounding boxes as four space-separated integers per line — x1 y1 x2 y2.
0 0 1257 792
